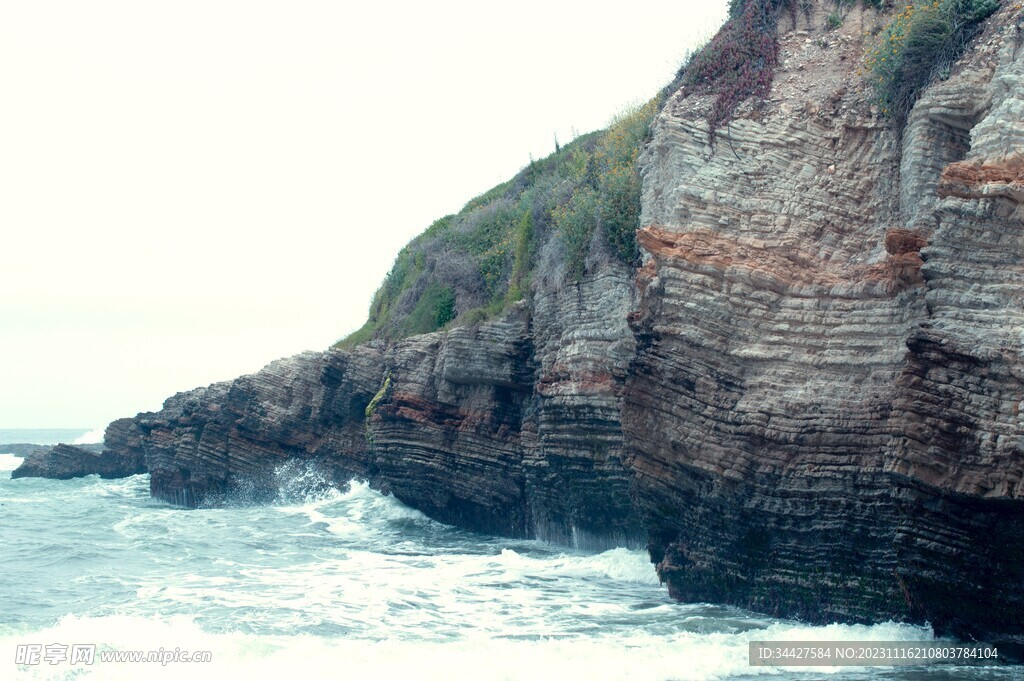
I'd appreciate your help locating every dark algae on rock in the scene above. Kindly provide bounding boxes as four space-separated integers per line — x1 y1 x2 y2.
102 0 1023 660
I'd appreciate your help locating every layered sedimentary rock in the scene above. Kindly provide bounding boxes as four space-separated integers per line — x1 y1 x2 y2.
626 1 1024 653
11 442 144 480
367 266 642 545
114 350 385 506
126 286 641 546
104 0 1024 653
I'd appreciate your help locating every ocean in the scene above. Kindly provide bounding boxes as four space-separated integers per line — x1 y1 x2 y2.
0 429 105 447
0 430 1015 680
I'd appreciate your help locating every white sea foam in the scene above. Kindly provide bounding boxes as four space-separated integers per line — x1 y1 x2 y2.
276 478 437 537
337 479 435 523
1 612 942 681
0 453 24 472
72 428 105 445
558 546 662 585
3 471 993 681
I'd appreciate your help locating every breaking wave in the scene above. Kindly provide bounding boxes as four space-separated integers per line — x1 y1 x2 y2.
1 465 1009 680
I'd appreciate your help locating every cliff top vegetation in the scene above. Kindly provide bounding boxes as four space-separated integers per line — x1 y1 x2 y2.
337 0 1003 349
336 100 658 347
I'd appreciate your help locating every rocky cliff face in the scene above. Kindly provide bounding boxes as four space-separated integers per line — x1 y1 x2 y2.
105 0 1023 653
122 279 642 548
627 1 1024 652
108 350 385 507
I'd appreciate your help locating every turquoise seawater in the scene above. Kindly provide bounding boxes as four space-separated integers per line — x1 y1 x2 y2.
0 429 100 446
0 433 1017 680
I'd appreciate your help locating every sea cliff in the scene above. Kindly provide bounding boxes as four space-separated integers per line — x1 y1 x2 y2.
102 0 1024 654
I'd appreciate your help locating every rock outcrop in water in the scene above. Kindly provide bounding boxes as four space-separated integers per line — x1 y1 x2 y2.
118 283 642 547
104 0 1024 656
11 441 143 480
2 442 105 458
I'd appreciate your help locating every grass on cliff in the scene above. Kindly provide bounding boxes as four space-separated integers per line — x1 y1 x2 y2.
864 0 1000 121
341 0 905 348
335 101 659 347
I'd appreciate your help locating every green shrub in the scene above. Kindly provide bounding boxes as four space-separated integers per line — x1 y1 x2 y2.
554 187 599 281
433 286 457 328
402 282 457 336
599 164 641 263
335 320 376 348
339 94 658 342
827 11 844 29
461 180 514 213
554 100 656 279
507 211 534 303
865 0 1000 121
458 295 508 328
594 104 653 265
421 215 455 240
459 306 492 328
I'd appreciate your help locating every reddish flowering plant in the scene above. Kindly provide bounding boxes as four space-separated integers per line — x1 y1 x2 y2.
684 0 786 140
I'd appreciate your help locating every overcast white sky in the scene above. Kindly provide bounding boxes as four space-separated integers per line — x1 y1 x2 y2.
0 1 728 429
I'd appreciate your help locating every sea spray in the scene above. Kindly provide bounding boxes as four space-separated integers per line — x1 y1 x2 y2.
1 464 1007 681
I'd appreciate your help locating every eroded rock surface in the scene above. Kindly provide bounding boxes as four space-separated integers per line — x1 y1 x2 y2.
104 0 1024 652
626 1 1024 652
11 442 144 480
123 292 641 547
